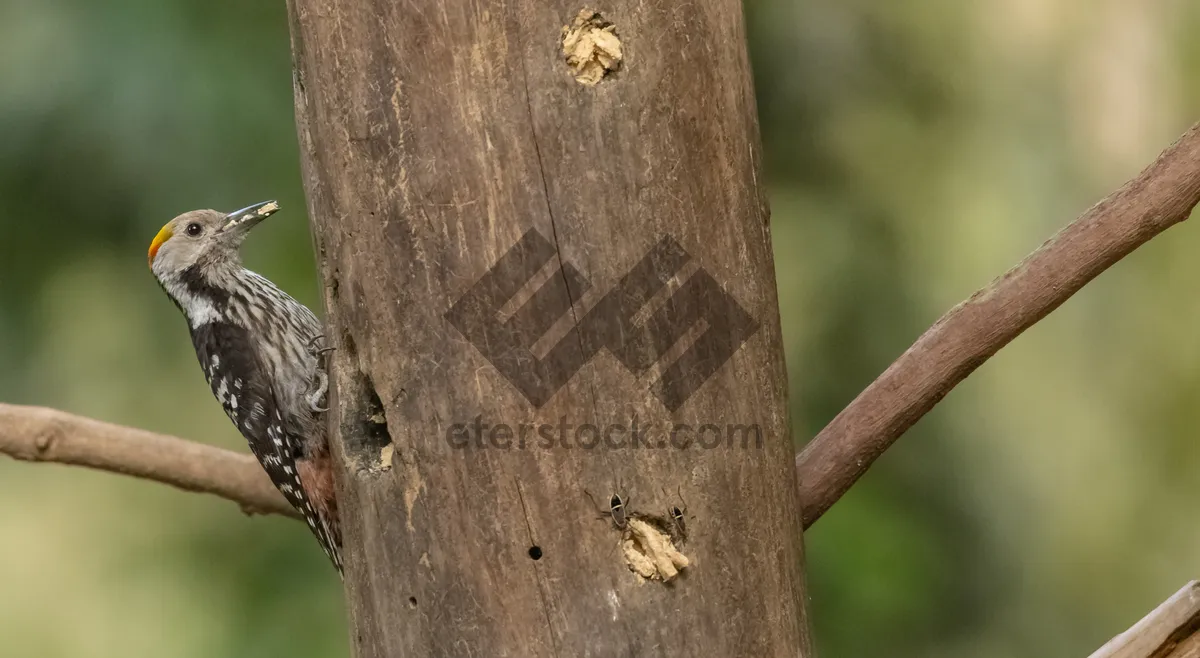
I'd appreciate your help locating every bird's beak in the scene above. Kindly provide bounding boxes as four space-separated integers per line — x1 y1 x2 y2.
222 200 280 234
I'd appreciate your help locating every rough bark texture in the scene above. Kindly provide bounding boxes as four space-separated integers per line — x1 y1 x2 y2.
286 2 811 657
1091 582 1200 658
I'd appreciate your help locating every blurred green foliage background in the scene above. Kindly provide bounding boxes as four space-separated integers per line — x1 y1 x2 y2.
2 0 1199 656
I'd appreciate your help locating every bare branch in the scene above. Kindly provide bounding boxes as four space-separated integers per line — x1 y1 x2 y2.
0 403 298 519
1089 581 1200 658
797 121 1200 527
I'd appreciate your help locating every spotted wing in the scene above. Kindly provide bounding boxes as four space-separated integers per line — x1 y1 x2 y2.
189 320 341 570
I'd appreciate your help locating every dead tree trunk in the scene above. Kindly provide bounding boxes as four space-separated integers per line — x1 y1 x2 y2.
286 1 813 655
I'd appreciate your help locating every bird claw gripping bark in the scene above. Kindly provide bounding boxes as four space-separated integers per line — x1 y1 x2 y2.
305 335 332 413
306 333 336 357
306 372 329 413
306 370 329 413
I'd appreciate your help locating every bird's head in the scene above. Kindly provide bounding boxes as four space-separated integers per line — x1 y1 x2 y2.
148 201 280 279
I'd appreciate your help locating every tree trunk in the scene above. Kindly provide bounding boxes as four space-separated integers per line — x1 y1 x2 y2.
286 1 813 656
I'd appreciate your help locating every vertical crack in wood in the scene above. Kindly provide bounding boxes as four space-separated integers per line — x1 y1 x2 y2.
517 31 599 412
515 479 563 658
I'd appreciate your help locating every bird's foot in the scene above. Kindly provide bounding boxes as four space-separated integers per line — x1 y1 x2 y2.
307 370 329 413
306 334 336 358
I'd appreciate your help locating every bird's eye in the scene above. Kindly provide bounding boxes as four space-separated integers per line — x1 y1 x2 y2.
186 223 203 237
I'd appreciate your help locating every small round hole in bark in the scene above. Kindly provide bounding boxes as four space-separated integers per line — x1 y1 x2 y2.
528 546 543 560
408 596 418 608
561 8 622 86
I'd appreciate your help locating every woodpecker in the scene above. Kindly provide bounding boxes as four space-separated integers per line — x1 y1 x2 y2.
147 201 342 573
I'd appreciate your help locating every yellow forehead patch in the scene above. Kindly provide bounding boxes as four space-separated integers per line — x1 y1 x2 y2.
148 224 174 266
